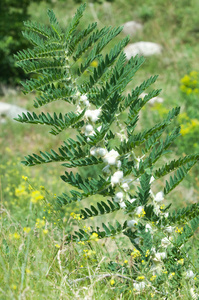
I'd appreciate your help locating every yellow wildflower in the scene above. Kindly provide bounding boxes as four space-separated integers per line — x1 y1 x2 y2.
177 258 184 265
35 218 45 228
150 275 157 281
15 183 27 197
137 276 145 280
110 279 115 285
23 227 31 233
89 232 99 242
26 268 31 274
131 248 141 259
175 227 183 234
70 212 82 220
9 232 20 239
31 190 44 204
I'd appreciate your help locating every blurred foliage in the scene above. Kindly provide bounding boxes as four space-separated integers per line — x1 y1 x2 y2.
176 71 199 154
0 0 52 87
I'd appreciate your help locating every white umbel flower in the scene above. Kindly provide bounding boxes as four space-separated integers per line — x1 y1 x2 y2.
154 191 164 202
103 149 120 165
85 109 101 122
111 171 123 186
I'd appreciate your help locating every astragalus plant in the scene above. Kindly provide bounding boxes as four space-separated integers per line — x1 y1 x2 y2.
15 4 199 297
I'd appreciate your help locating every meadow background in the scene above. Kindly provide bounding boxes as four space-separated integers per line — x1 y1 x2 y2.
0 0 199 299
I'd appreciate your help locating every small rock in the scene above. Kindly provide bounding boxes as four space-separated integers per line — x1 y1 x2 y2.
124 42 162 59
122 21 143 36
141 93 164 105
0 102 28 123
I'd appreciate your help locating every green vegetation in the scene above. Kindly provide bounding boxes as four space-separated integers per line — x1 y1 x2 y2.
0 1 199 299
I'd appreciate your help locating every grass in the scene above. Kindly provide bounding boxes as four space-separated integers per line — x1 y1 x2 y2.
0 0 199 299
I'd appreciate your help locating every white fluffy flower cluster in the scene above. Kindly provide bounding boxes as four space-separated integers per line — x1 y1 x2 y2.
80 94 90 107
103 149 120 166
85 124 94 136
154 191 164 202
111 171 123 186
85 109 101 123
90 147 107 157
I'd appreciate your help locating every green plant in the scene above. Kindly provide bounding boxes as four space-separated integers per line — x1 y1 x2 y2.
14 4 199 296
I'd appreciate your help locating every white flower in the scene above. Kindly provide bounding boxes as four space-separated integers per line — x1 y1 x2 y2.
80 94 88 101
85 124 94 136
85 109 101 122
135 206 144 216
121 182 129 191
111 171 123 186
90 147 107 157
90 146 97 156
161 237 171 247
80 94 90 106
114 192 123 202
145 224 152 232
150 176 155 183
97 125 102 132
127 219 137 228
133 281 146 291
186 270 195 278
119 201 126 209
164 226 174 233
129 198 136 203
103 149 120 165
154 191 164 202
153 252 166 262
117 160 121 168
153 205 161 216
98 148 107 157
